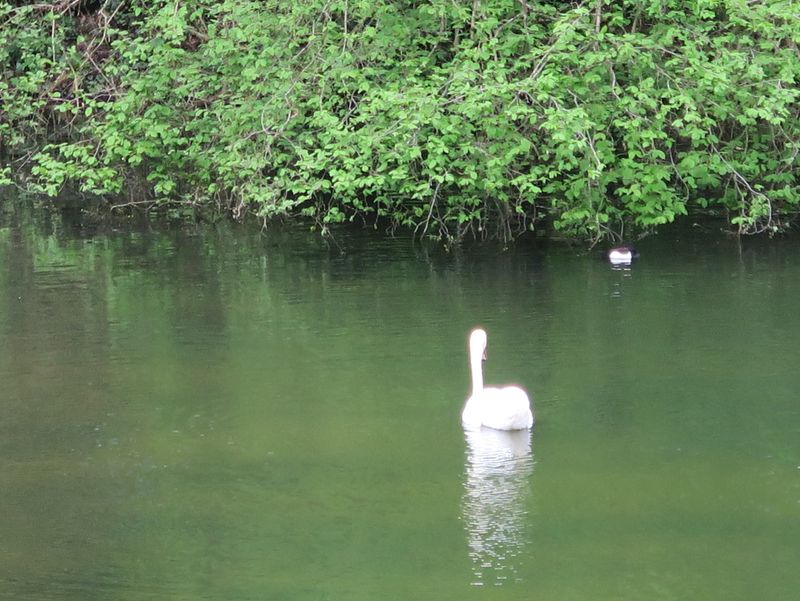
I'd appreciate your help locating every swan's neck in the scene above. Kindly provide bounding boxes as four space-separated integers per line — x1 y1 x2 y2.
470 346 484 397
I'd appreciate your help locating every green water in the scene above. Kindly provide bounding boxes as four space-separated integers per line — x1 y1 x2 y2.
0 204 798 600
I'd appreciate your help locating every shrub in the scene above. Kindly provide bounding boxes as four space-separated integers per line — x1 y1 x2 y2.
2 0 798 242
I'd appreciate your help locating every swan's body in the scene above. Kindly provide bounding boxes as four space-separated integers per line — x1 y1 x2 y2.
461 328 534 431
607 245 639 265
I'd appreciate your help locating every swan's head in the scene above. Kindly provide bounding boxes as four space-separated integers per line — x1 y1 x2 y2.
470 328 488 361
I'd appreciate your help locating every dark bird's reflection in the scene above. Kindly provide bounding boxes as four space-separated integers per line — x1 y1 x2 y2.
462 428 534 587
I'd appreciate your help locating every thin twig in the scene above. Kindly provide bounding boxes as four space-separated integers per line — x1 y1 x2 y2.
417 179 442 239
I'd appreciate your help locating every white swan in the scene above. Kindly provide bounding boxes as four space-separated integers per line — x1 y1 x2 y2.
461 328 534 431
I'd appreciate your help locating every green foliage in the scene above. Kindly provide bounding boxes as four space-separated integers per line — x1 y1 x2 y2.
1 0 799 242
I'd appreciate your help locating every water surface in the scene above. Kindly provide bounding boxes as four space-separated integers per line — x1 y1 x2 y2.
0 203 798 600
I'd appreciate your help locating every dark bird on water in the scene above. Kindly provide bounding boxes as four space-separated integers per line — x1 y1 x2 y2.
607 245 639 265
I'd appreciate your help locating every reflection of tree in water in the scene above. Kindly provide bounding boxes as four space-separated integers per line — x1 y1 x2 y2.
462 428 534 587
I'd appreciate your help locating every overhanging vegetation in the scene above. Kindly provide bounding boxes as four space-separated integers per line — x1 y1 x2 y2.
1 0 799 242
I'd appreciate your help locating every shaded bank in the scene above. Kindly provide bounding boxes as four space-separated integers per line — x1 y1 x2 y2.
2 1 799 243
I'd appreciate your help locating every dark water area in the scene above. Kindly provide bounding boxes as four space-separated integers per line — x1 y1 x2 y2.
0 200 798 600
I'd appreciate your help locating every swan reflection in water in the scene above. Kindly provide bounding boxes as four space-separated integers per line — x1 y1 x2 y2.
462 427 535 587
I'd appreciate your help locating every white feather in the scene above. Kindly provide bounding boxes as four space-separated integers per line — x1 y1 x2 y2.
608 249 633 264
461 328 534 431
